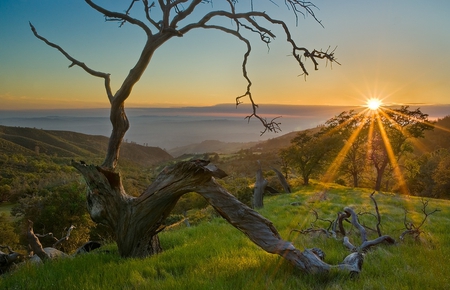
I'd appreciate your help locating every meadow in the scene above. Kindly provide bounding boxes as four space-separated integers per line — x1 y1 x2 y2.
1 184 449 289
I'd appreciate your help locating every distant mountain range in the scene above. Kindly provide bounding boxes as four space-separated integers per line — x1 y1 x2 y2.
0 124 305 164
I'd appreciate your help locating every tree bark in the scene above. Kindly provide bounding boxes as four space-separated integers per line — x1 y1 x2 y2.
303 175 310 186
253 161 268 208
27 220 50 261
352 172 358 188
73 160 361 274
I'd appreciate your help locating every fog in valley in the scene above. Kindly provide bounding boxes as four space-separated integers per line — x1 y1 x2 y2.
1 104 449 150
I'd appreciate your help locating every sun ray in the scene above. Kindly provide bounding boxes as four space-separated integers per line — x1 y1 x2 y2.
322 113 370 183
365 113 376 170
374 113 409 194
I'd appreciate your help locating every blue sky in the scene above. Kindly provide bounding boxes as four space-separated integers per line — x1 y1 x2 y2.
1 1 450 110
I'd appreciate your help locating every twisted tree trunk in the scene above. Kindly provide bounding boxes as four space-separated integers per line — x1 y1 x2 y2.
73 159 361 274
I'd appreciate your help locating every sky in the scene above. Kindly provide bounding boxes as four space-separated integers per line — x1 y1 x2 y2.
1 0 450 110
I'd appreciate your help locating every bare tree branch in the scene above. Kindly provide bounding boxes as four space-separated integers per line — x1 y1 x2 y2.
142 0 162 30
369 191 383 237
284 0 323 27
400 199 440 241
290 208 336 238
104 0 140 27
344 207 368 244
85 0 153 35
53 225 76 248
26 220 50 261
176 9 338 133
29 22 114 102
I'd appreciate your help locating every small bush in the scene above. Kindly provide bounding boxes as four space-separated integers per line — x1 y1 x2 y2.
163 214 185 226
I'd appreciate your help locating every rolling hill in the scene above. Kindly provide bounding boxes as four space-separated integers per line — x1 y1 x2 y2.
0 125 173 167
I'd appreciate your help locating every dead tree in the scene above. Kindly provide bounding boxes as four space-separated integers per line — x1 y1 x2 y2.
73 159 361 274
272 167 292 193
27 220 78 262
0 245 23 274
290 208 336 238
1 223 97 273
28 1 361 275
340 207 395 254
292 194 396 275
400 199 440 241
253 160 268 208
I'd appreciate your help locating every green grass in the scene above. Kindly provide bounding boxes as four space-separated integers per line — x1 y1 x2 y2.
1 186 450 289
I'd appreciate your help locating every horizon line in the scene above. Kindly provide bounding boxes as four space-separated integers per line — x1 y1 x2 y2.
1 102 449 112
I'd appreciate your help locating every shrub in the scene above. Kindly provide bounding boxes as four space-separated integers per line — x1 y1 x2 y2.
0 213 20 248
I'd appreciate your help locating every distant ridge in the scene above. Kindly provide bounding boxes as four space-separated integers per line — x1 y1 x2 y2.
167 129 319 157
168 140 259 157
0 125 172 166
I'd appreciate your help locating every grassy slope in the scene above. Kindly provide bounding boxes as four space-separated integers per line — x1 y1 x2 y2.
0 125 173 166
1 185 449 289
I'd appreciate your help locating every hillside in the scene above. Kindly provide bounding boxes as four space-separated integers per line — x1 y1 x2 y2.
1 185 449 289
0 125 173 166
419 115 450 152
168 139 259 157
167 126 324 157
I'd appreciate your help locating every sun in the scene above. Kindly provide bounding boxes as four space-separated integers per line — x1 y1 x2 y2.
367 98 382 110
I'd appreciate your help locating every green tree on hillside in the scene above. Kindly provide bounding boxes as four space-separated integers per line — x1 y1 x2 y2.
369 106 432 192
432 153 450 199
408 149 450 198
12 182 95 253
0 213 20 249
281 131 339 185
418 115 450 152
322 110 369 187
0 184 12 203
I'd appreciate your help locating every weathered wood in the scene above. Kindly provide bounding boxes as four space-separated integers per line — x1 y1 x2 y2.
253 161 268 209
272 167 291 193
0 246 22 274
73 159 364 274
342 207 395 252
73 241 102 255
53 225 76 249
294 194 396 275
27 220 50 261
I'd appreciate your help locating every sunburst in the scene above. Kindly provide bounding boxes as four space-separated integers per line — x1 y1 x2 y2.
367 98 382 111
